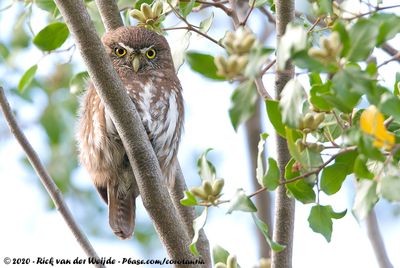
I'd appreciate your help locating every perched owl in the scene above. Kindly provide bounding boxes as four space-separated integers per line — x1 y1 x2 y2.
77 26 184 239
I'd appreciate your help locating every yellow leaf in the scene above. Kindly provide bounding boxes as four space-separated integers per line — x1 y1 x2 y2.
360 106 395 150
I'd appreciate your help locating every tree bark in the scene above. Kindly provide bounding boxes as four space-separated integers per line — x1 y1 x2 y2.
91 0 211 264
271 0 296 267
94 0 123 32
366 209 393 268
0 87 104 268
245 98 272 259
53 1 201 265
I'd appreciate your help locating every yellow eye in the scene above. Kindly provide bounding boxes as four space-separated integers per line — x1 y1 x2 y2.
114 47 126 57
146 48 156 59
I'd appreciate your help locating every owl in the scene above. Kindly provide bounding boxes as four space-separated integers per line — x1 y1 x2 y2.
76 26 184 239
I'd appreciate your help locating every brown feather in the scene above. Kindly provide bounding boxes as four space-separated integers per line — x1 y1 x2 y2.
77 26 183 239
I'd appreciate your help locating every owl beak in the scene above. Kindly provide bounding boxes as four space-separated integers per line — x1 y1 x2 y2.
132 56 140 73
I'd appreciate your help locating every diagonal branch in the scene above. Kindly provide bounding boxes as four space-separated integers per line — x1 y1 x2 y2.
94 0 123 31
53 1 200 265
366 209 394 268
93 0 211 264
0 87 104 268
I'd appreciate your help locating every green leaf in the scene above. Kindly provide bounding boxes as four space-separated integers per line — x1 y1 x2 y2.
317 0 333 14
251 213 286 252
186 52 224 80
189 207 208 256
263 158 280 190
394 72 400 96
180 0 196 17
265 100 286 137
0 42 10 61
286 128 303 163
378 175 400 202
134 0 153 10
320 164 347 195
353 180 378 220
172 31 191 72
197 148 216 181
334 150 358 174
256 133 269 187
199 12 213 33
227 189 257 214
18 64 38 93
320 150 357 195
277 24 307 70
212 245 230 265
353 155 374 179
309 80 333 111
347 19 378 62
308 205 333 242
378 93 400 122
299 147 323 172
333 22 350 57
181 191 198 206
286 179 316 204
33 22 69 51
292 50 336 73
249 0 269 8
229 80 258 131
70 71 89 95
318 113 343 142
34 0 59 16
358 135 385 162
370 13 400 45
279 79 307 128
285 158 300 180
327 69 363 113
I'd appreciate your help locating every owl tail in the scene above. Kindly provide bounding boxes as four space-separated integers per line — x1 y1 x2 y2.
107 181 136 240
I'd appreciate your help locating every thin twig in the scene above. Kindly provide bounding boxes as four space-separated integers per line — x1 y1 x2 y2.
378 52 400 68
198 147 358 207
346 4 400 20
240 0 256 26
166 2 223 48
261 59 277 75
259 6 276 24
0 87 104 268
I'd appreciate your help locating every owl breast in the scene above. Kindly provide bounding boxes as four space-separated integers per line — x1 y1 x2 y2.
108 75 184 181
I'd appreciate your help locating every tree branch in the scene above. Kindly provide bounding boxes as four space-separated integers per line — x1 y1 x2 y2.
366 209 394 268
0 87 104 268
92 0 211 264
244 98 272 258
271 0 295 267
53 1 200 265
94 0 123 31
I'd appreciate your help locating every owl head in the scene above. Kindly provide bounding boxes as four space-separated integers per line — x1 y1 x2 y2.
102 26 174 74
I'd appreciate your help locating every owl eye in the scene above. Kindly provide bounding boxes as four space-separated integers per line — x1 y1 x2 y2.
145 48 156 59
114 47 127 57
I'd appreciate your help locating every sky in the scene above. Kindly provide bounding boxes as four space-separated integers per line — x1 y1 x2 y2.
0 0 400 267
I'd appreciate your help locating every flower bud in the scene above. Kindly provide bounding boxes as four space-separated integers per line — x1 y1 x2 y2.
303 113 315 129
212 179 225 196
312 113 325 128
129 9 146 22
202 181 213 196
190 187 208 200
140 3 153 19
227 254 237 268
152 0 163 17
215 263 227 268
